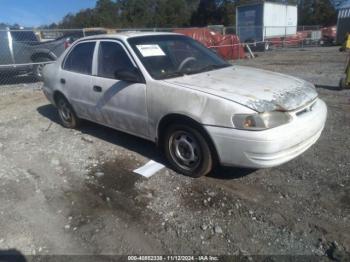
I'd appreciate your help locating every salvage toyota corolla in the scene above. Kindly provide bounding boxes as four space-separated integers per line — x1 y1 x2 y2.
42 32 327 177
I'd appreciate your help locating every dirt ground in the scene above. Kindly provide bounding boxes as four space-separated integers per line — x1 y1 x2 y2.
0 47 349 260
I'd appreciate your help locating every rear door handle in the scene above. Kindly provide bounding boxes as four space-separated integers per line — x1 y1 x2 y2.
93 85 102 92
60 78 66 84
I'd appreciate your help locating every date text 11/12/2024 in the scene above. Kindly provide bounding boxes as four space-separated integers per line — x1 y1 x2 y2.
127 255 220 261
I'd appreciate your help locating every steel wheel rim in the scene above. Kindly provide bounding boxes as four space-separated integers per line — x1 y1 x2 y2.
58 100 72 123
36 63 45 78
169 130 201 171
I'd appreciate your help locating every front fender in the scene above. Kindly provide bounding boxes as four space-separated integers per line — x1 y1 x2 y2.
147 80 254 140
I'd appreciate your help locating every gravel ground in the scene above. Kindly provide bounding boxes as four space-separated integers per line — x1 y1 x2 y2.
0 47 349 260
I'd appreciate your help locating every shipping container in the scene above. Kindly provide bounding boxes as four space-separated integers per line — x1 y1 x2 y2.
236 1 298 43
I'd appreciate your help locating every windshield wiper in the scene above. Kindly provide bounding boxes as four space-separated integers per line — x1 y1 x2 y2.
159 64 230 79
161 71 185 79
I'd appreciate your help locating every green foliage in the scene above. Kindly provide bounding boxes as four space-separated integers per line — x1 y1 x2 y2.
236 0 298 5
118 0 154 27
153 0 196 27
299 0 337 26
54 0 337 29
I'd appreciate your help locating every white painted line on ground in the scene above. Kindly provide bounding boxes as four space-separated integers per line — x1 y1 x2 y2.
133 160 165 178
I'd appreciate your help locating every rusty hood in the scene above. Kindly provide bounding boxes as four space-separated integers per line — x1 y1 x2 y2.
164 65 318 112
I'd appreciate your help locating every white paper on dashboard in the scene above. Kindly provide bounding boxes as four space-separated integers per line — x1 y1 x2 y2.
136 44 166 57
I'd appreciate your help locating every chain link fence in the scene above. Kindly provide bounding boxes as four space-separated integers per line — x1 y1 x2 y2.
0 25 335 86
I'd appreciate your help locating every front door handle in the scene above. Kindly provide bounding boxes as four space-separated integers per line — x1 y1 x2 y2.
60 78 66 84
93 85 102 92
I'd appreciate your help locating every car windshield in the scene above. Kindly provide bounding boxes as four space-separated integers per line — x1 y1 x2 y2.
128 35 231 80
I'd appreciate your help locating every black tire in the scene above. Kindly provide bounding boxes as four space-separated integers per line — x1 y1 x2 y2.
56 95 80 128
163 123 214 178
33 57 52 81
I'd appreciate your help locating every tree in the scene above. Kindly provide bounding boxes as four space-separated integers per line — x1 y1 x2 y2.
191 0 219 26
299 0 337 26
191 0 236 26
154 0 195 27
116 0 197 28
118 0 157 27
218 0 236 26
50 0 338 29
58 0 119 28
95 0 119 27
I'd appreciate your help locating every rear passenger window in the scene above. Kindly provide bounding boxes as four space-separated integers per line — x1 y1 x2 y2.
98 41 135 79
63 42 95 75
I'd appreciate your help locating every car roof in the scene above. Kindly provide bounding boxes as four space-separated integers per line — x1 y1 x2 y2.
80 31 181 41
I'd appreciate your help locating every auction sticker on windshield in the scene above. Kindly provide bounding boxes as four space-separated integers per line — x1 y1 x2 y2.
136 44 166 57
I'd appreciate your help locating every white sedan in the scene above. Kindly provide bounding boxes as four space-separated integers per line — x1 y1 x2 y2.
42 32 327 177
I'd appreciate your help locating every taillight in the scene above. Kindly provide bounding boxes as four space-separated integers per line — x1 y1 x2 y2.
64 38 71 49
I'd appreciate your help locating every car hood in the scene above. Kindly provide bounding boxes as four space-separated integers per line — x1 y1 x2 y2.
164 65 318 112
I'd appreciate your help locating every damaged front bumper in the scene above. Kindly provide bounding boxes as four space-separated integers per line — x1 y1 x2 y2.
205 98 327 168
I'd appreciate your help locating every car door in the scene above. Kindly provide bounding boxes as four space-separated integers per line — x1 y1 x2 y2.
92 40 149 139
60 41 104 123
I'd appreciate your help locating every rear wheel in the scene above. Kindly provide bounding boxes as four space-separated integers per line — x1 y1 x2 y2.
163 123 214 178
56 96 80 128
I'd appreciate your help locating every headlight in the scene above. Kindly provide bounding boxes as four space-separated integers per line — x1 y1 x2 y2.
233 112 291 130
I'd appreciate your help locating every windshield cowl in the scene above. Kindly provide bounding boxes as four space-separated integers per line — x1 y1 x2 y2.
158 64 232 80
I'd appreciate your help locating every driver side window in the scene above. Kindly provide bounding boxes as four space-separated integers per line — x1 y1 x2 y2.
98 41 135 79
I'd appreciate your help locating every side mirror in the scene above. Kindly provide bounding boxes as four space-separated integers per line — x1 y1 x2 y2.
114 68 143 83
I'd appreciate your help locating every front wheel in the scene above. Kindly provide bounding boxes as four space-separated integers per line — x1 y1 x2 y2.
163 124 215 178
56 96 80 128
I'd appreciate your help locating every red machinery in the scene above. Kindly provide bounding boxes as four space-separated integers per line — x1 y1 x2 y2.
174 28 246 60
321 26 337 45
268 31 312 48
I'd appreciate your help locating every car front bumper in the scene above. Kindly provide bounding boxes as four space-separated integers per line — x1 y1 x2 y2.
205 98 327 168
42 85 55 105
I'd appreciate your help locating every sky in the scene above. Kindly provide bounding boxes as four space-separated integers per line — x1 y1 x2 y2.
0 0 97 27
